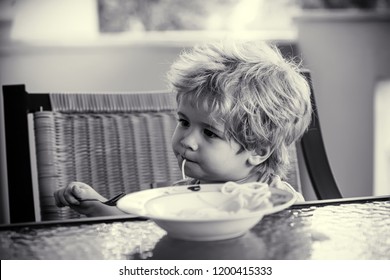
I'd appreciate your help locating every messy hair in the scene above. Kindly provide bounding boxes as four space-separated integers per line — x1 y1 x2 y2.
167 40 312 180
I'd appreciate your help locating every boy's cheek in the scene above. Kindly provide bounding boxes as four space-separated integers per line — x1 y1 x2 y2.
171 134 179 150
171 140 180 155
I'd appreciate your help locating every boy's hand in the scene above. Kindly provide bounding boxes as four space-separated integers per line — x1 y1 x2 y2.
54 182 109 217
54 182 107 207
54 182 127 217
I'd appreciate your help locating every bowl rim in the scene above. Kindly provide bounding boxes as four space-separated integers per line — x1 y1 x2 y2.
117 183 297 219
143 187 297 222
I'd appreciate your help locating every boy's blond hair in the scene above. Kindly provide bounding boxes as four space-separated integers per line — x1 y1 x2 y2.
167 40 312 180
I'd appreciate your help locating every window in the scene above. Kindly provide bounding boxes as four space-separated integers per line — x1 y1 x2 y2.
98 0 300 33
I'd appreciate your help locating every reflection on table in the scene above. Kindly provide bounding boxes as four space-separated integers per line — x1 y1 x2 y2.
1 196 389 260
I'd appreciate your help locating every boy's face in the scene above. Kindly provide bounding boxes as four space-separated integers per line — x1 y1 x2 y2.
171 97 255 183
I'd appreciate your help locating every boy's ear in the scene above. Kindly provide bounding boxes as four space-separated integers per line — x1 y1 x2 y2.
248 147 271 166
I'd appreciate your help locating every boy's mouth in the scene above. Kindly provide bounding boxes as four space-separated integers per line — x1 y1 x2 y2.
179 154 196 164
180 155 195 162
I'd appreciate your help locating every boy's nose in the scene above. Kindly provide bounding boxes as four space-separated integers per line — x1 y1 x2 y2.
180 131 199 151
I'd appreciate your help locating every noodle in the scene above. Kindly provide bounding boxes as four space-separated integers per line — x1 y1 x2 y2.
181 159 187 179
177 181 273 218
220 182 272 212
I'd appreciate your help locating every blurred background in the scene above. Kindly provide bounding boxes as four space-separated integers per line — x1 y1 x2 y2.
1 0 390 221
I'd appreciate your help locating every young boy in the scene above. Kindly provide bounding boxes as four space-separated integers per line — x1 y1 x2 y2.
54 39 311 217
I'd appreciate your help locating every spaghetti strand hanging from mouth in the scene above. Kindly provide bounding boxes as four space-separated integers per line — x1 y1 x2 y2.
181 159 187 179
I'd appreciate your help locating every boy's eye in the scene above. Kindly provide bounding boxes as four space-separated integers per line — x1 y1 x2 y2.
178 118 189 127
204 129 219 138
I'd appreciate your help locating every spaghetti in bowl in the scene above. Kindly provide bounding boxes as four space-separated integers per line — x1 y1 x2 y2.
118 182 297 241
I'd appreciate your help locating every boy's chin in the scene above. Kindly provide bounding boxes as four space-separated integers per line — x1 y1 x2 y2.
184 168 232 183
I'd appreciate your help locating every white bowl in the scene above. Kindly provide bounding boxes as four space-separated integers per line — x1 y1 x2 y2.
117 184 297 241
144 193 265 241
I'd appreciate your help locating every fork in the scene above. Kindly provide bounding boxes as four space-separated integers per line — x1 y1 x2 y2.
78 192 126 206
